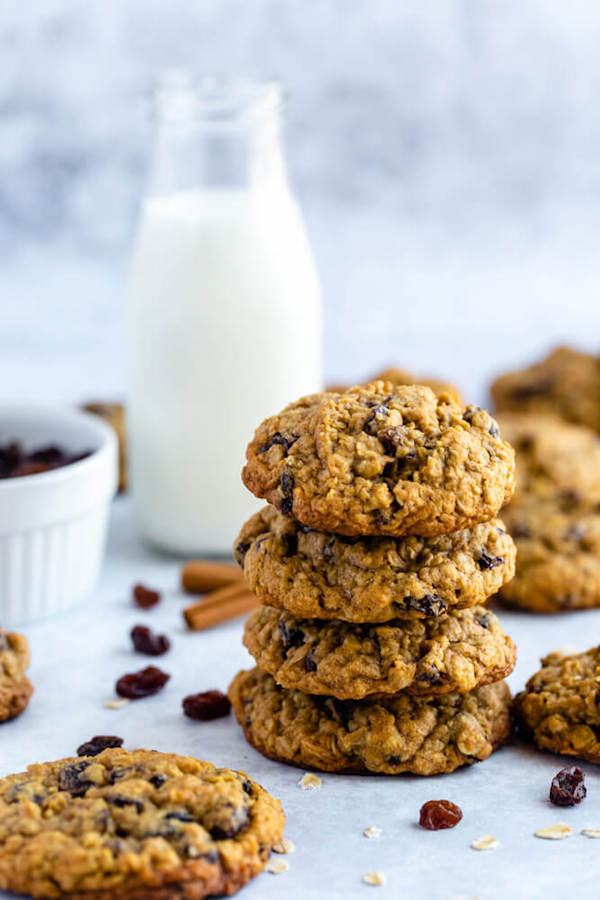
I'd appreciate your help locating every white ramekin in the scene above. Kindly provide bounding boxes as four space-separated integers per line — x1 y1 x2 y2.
0 405 118 624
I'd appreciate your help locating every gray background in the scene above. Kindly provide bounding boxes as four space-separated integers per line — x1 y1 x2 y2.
2 0 600 402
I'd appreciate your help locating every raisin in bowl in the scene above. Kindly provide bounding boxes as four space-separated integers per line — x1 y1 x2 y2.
0 406 118 624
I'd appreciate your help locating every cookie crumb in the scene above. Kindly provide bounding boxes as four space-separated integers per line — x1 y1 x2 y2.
266 858 289 875
273 838 295 854
298 772 322 791
363 825 382 839
362 871 386 887
471 834 498 851
534 823 572 840
104 698 130 709
581 828 600 838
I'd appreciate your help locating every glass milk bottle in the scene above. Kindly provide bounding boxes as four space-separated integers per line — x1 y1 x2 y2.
127 77 322 555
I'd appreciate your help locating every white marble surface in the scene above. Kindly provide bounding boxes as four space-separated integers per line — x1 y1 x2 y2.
3 498 600 900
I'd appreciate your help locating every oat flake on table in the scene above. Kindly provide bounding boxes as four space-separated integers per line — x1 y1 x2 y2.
362 871 386 886
471 834 499 851
534 823 572 840
272 838 295 854
363 825 382 839
298 772 322 790
581 828 600 838
266 858 289 875
104 698 130 709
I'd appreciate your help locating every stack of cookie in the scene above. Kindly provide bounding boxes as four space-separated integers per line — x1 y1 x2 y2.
229 383 517 776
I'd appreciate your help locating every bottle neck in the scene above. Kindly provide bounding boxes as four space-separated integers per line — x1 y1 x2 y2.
147 77 288 197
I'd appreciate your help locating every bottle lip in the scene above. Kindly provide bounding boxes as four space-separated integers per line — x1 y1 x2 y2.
152 72 283 126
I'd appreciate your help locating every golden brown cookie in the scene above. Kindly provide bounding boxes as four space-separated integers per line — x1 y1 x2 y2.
229 667 512 776
243 383 515 537
497 413 600 505
515 647 600 763
0 748 284 899
243 605 516 699
499 499 600 612
235 506 515 621
491 346 600 432
0 629 33 723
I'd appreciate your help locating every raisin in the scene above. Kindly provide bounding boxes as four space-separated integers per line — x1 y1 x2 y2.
478 551 504 570
476 612 491 629
0 441 92 478
149 774 166 788
549 766 586 806
58 762 94 797
132 583 161 609
77 735 123 757
116 666 170 699
488 421 500 438
281 531 298 557
279 619 304 652
131 624 170 656
235 541 250 564
419 800 463 830
510 521 531 539
462 407 481 424
257 432 298 455
417 666 444 685
380 425 406 454
107 794 145 813
182 690 231 720
320 697 357 728
512 377 555 399
323 538 336 563
363 405 389 435
166 810 196 822
398 594 446 617
305 648 318 672
279 471 295 515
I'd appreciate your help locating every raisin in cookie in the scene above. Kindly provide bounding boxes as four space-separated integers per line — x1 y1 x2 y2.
229 667 512 776
235 506 515 622
0 629 33 723
242 383 515 537
491 346 600 433
499 500 600 612
243 605 516 700
515 647 600 763
498 413 600 504
0 748 284 899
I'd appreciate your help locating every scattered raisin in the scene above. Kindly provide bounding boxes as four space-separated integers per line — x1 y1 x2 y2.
419 800 463 830
133 583 161 609
149 774 166 788
116 666 170 699
0 441 91 478
77 735 124 757
549 766 586 806
478 551 504 570
182 690 231 721
131 625 170 656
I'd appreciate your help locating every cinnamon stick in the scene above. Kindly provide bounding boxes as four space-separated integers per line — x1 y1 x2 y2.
181 560 244 594
183 582 259 630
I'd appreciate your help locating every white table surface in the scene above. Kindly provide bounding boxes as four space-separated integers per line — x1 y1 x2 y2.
2 497 600 900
